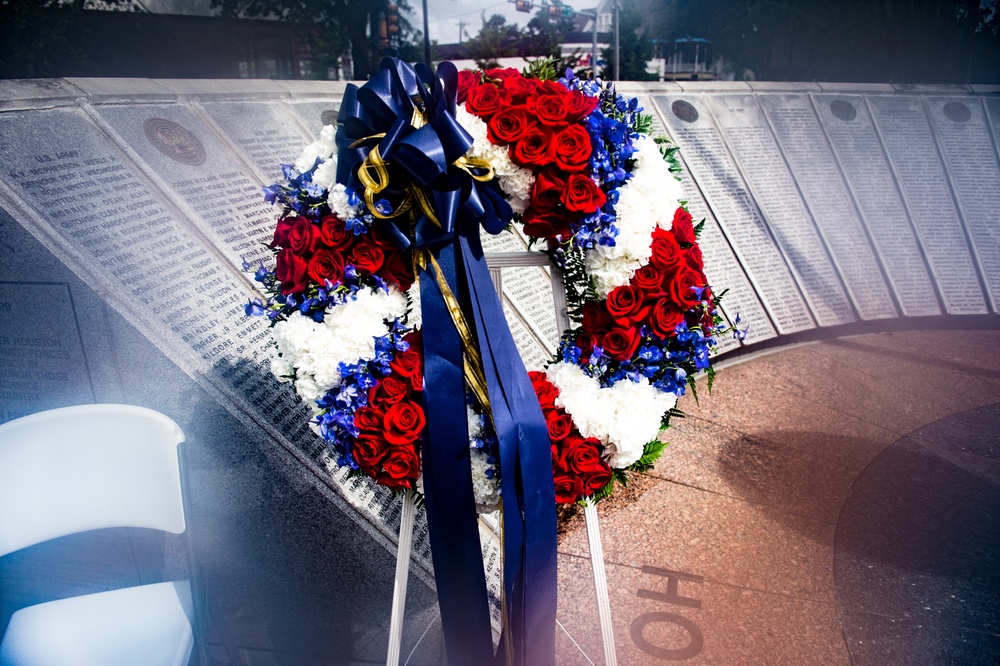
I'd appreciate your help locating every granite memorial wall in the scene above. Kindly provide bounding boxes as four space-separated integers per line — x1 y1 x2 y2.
1 78 998 604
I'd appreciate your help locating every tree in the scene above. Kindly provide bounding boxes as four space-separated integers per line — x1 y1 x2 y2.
601 0 656 80
464 14 525 69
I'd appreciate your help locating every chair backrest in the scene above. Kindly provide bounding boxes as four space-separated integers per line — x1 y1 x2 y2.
0 404 187 557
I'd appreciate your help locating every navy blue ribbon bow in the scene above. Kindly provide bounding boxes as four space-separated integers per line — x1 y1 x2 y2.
336 58 558 666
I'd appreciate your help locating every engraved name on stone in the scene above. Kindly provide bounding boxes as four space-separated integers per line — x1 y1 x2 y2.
866 96 987 314
707 94 854 327
926 97 1000 311
201 101 313 183
0 282 92 424
813 95 940 317
93 104 277 269
759 94 896 320
654 95 815 335
642 95 777 348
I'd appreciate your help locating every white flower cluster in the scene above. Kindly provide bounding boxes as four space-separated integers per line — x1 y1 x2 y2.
546 361 676 468
328 182 361 220
294 125 337 177
467 404 500 513
584 135 686 298
455 104 535 214
269 286 408 402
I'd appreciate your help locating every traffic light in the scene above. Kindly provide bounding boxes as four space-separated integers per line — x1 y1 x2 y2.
387 3 399 36
515 0 532 12
548 4 560 15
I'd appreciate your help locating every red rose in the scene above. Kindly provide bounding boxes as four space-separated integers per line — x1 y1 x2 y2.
684 245 705 273
379 246 415 292
551 125 592 172
457 70 479 104
581 301 613 335
566 438 601 475
287 217 319 254
378 447 420 488
672 207 696 245
532 376 560 410
391 347 423 389
318 214 352 251
650 228 682 271
275 248 309 294
384 401 426 445
602 326 640 361
369 375 410 410
465 84 509 119
576 332 596 359
649 299 685 339
521 209 571 240
564 90 600 123
631 265 666 299
534 94 569 127
353 406 383 433
553 473 585 504
271 216 295 248
488 107 529 145
485 67 519 81
502 75 536 103
368 222 397 247
606 285 647 321
535 80 567 96
546 410 574 441
349 240 384 274
562 174 607 213
512 129 553 167
531 168 566 211
669 267 705 309
307 249 346 286
353 434 388 468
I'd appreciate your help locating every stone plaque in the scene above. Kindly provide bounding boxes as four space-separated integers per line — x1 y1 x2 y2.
200 101 313 183
0 282 93 423
867 96 988 314
654 95 816 335
812 95 940 317
759 94 897 320
0 107 429 567
92 103 276 270
287 101 342 140
643 95 777 349
707 94 855 327
926 96 1000 312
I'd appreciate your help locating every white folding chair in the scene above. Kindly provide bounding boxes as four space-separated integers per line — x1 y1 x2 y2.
0 404 203 666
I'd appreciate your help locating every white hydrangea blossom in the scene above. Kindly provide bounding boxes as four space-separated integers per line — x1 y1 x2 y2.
584 135 687 298
294 125 338 175
546 361 676 468
455 104 534 214
270 287 408 402
466 403 500 512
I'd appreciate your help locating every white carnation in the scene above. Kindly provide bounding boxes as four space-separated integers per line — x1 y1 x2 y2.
328 182 361 220
584 135 687 298
312 158 338 192
294 128 337 174
470 448 500 513
546 362 676 468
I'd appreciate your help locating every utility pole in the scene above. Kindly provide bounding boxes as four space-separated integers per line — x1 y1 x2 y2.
422 0 431 64
613 0 620 81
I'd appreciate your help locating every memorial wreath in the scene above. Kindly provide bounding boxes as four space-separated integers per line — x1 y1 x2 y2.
244 58 736 665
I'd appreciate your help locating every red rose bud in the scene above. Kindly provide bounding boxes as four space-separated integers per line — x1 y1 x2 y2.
551 125 592 172
631 264 666 299
567 438 603 476
534 94 569 127
512 129 553 168
502 76 536 103
352 434 388 468
488 107 529 145
669 267 705 310
581 301 614 335
353 406 383 433
602 327 641 361
649 299 685 339
384 401 426 445
369 375 410 410
465 83 509 119
672 207 697 245
349 240 384 274
553 474 585 504
531 168 566 211
564 90 600 123
271 216 295 248
546 410 574 441
307 249 346 286
650 228 682 271
288 216 319 254
562 173 607 213
275 248 310 294
606 285 646 320
318 214 352 251
380 447 419 485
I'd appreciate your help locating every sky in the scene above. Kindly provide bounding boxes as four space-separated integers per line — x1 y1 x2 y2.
416 0 594 44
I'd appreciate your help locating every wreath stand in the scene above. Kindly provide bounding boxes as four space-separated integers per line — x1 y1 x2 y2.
383 491 616 666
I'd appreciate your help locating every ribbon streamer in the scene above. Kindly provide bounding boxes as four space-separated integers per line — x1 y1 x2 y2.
336 58 558 666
